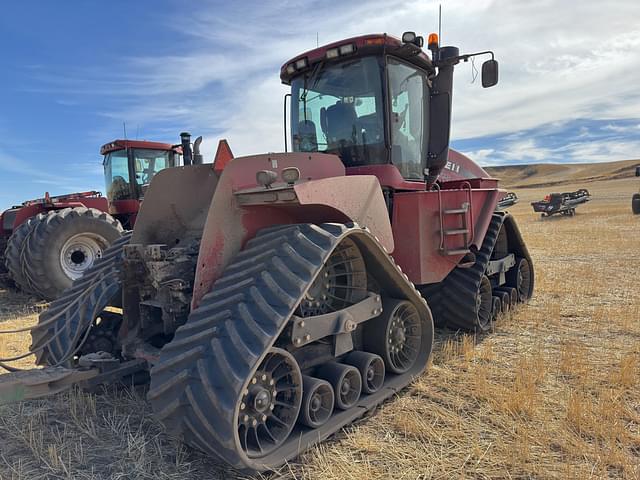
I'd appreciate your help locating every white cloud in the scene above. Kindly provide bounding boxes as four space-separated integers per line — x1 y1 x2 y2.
25 0 640 161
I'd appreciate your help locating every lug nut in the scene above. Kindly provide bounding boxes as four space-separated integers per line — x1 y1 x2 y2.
304 334 310 341
261 414 267 422
251 377 257 385
269 379 275 386
240 402 246 410
252 419 258 427
243 415 249 422
298 320 305 328
294 337 302 346
261 374 267 381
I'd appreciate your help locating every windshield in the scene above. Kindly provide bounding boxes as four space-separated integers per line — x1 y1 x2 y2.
290 56 385 167
132 148 174 188
104 148 176 201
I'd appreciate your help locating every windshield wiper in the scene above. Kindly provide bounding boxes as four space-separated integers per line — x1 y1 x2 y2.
301 61 324 121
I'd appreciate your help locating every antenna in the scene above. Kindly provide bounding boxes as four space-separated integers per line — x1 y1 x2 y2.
123 121 127 140
316 32 319 47
438 4 442 44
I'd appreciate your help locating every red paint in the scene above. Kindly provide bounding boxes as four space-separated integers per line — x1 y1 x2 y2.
213 139 234 174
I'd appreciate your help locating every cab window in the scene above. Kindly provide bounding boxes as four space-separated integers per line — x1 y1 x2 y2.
104 149 131 201
388 57 429 180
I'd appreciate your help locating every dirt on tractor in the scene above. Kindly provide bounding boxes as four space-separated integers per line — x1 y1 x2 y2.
0 174 638 479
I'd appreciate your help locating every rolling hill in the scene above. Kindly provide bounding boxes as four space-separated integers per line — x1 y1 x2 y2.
485 158 639 189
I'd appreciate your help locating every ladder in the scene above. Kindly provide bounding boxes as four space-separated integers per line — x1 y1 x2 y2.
437 182 475 257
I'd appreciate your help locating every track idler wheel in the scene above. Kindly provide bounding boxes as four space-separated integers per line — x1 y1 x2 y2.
344 351 385 394
238 348 303 459
506 257 533 302
364 299 422 374
299 376 334 428
475 276 493 331
316 362 361 410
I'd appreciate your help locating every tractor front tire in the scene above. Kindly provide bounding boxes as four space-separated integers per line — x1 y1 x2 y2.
632 193 640 215
4 214 46 294
24 207 123 300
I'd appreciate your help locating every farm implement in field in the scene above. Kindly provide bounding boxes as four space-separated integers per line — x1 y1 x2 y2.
0 31 534 472
531 189 591 218
497 191 518 210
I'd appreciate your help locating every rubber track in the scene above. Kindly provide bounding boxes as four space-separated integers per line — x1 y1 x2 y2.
428 213 504 331
30 232 131 366
24 207 123 300
4 214 45 294
148 223 431 471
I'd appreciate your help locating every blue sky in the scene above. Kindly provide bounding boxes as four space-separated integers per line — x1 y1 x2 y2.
1 0 639 209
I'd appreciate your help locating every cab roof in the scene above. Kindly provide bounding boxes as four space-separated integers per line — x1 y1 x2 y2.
280 33 434 84
100 139 181 155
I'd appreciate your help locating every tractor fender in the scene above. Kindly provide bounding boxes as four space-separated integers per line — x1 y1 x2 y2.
191 153 392 309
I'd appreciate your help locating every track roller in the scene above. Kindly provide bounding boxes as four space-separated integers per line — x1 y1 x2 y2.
495 287 518 306
494 290 510 313
491 296 502 322
364 298 422 374
299 376 334 428
316 362 361 410
343 351 385 394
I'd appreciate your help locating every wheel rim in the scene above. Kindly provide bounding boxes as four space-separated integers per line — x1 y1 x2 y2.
238 348 302 458
516 259 532 301
385 301 421 374
60 233 109 280
476 276 493 330
297 238 367 316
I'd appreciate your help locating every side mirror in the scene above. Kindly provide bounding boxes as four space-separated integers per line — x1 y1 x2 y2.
481 59 499 88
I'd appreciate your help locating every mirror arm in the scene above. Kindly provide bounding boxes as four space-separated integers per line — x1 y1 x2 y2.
436 50 494 67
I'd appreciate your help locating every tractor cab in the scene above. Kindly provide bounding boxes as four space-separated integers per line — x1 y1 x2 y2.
101 140 182 203
281 33 498 189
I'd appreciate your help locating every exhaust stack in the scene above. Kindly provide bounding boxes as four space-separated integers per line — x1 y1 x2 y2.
180 132 192 166
192 136 203 165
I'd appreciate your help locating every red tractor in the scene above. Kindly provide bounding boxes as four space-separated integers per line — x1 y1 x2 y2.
0 133 203 299
15 32 532 471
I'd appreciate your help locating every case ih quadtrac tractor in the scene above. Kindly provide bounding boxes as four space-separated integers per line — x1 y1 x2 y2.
0 133 204 299
2 32 533 471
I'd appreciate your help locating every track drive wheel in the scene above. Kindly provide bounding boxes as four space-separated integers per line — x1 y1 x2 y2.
24 207 123 300
237 348 303 459
364 298 422 374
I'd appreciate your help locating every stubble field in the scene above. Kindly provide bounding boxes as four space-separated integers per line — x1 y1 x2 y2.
0 173 638 479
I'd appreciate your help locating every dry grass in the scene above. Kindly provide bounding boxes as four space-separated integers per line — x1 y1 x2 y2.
1 174 639 479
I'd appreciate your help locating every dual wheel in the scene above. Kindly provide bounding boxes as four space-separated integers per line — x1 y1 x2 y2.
236 299 422 459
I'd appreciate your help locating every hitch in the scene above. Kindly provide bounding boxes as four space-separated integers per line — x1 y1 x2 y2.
0 356 148 406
